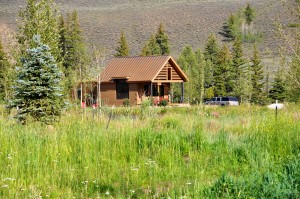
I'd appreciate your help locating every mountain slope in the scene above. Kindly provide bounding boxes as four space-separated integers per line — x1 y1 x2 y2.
0 0 290 57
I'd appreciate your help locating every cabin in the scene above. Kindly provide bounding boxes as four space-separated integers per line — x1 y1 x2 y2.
98 55 188 106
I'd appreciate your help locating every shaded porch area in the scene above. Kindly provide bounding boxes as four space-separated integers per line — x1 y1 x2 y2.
135 82 185 106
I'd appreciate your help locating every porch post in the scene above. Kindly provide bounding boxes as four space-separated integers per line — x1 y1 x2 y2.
181 82 184 103
150 82 153 97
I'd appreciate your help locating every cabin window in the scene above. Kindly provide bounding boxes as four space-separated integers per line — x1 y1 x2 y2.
168 68 172 80
153 85 164 97
116 80 129 99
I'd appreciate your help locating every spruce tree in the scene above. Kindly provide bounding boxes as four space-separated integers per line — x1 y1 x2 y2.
62 10 89 99
204 33 220 65
9 35 63 124
17 0 60 62
244 3 255 26
269 69 286 102
232 37 246 96
0 40 11 101
141 34 161 56
214 45 233 96
155 23 170 55
58 15 67 62
251 44 265 104
204 33 220 94
114 30 130 57
221 13 242 41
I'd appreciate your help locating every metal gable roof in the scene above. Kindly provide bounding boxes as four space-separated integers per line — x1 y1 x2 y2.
100 55 188 82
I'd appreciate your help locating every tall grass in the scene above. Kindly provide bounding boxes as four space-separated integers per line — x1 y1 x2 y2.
0 105 299 198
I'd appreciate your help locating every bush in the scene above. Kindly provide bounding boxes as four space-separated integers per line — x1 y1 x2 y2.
159 99 168 107
123 98 130 107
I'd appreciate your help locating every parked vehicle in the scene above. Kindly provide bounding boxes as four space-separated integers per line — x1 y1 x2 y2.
204 96 239 106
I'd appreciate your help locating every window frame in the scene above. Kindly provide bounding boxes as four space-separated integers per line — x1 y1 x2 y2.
115 80 129 99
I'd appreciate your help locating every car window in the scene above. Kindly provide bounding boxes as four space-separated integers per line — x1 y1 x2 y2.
228 97 238 101
222 97 229 101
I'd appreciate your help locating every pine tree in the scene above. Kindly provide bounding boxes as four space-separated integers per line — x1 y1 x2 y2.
114 30 130 57
62 10 89 99
269 69 286 102
220 13 242 41
232 37 246 96
58 15 67 62
155 23 170 55
0 40 11 101
251 44 265 104
204 33 220 65
204 33 220 94
244 3 255 26
214 45 233 96
9 35 63 124
141 23 170 56
17 0 60 62
141 34 161 56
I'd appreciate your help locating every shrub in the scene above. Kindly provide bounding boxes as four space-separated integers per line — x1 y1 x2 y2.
159 99 168 107
123 98 130 107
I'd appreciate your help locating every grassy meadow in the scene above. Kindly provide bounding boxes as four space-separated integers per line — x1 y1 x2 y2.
0 104 299 198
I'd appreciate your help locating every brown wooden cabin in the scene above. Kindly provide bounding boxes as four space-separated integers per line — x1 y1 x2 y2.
99 55 188 106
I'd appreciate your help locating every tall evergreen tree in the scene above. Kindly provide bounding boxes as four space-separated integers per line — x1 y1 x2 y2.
9 35 63 124
0 40 11 101
58 14 67 62
244 3 255 26
155 23 170 55
204 33 220 65
269 69 286 102
114 30 130 57
141 23 170 56
251 44 265 104
204 33 220 94
141 34 162 56
17 0 60 61
214 45 233 96
232 37 246 96
62 10 89 99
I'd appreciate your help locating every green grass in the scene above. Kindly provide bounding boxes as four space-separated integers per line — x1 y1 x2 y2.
0 105 299 198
